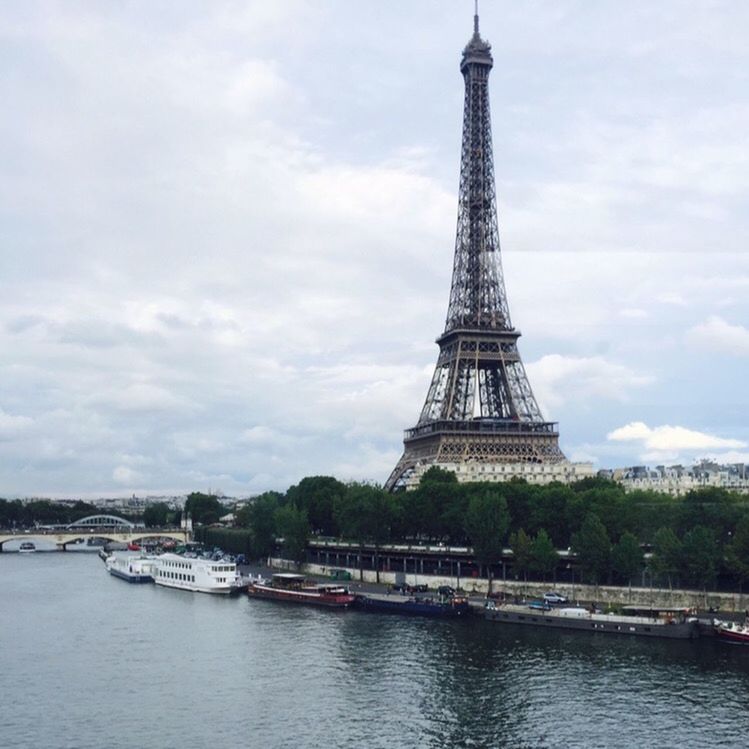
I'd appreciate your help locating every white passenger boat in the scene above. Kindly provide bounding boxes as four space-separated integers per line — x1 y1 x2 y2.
105 552 155 583
151 553 244 595
19 541 36 553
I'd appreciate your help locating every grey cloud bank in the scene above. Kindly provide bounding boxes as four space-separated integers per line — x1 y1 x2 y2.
2 1 749 496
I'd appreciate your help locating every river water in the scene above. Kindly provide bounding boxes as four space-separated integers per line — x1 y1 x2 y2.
2 552 749 748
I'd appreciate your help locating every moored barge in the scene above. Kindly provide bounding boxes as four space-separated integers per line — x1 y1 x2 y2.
247 573 355 608
353 592 470 618
485 601 699 639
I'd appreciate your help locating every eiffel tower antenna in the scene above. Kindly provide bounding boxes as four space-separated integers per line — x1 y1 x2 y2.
386 11 567 491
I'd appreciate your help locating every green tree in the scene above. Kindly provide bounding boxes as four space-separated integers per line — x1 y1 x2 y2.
530 529 559 581
528 485 575 546
336 483 397 581
274 505 310 567
239 492 282 559
509 528 532 584
413 467 462 542
651 527 683 590
681 525 720 591
677 488 740 541
184 492 223 525
726 515 749 590
286 476 346 536
611 531 643 591
503 480 536 537
143 502 170 528
464 489 510 593
571 513 611 585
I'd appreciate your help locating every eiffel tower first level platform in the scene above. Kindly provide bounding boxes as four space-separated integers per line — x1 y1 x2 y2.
386 11 584 491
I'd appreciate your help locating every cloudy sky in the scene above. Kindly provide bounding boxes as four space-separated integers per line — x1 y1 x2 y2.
2 1 748 498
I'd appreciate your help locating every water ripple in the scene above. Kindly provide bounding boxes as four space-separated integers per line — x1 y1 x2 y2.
2 554 749 748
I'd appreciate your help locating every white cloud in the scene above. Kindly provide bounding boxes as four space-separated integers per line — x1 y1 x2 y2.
620 308 648 319
608 421 746 452
0 409 33 439
686 316 749 356
91 383 193 414
113 466 140 484
526 355 653 414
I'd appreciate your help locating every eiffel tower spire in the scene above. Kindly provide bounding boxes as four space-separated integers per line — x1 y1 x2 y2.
386 12 565 491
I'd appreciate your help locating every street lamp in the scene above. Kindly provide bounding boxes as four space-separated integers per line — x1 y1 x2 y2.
567 547 575 603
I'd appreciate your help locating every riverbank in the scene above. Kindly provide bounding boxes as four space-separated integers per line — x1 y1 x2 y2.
271 557 749 613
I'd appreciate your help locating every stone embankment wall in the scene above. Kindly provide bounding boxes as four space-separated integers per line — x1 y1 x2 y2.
270 557 748 612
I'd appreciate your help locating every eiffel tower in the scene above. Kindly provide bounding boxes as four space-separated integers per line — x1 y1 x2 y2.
386 9 566 491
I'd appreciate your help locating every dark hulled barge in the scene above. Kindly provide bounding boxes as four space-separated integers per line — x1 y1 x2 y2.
353 592 470 618
485 601 700 639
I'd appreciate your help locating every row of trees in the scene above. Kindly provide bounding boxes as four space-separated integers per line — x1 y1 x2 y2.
0 497 183 530
7 470 747 592
0 498 110 527
226 470 749 591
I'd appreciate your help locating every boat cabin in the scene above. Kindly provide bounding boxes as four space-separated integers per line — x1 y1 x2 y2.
270 573 308 590
621 606 694 623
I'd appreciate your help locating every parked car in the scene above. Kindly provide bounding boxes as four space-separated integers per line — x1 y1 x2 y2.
330 569 353 581
392 582 428 593
529 599 552 611
543 591 568 605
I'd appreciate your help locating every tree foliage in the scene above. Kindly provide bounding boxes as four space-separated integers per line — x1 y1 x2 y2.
651 527 682 589
335 484 397 548
509 528 532 582
571 513 611 584
286 476 346 537
237 492 282 559
274 505 310 566
143 503 170 528
611 531 642 586
726 515 749 586
184 492 223 525
530 529 559 580
681 525 720 590
0 498 107 527
464 489 510 576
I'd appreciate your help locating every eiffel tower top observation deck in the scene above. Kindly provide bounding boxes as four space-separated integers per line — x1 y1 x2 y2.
386 9 566 491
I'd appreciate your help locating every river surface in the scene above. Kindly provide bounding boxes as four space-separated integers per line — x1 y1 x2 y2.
2 552 749 748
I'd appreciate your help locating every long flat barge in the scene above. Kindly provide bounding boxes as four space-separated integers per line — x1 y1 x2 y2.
353 592 470 618
485 602 699 639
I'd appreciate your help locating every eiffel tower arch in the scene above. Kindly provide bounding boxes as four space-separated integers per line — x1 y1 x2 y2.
387 12 590 491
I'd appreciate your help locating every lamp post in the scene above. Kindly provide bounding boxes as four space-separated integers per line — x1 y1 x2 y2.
567 547 575 603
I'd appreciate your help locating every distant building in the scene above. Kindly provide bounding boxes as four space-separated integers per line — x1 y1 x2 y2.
401 459 595 490
601 461 749 495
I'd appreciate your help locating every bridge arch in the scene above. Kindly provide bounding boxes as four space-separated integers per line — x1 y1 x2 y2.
66 515 138 530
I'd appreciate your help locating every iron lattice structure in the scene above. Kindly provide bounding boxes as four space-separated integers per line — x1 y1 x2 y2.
386 13 565 491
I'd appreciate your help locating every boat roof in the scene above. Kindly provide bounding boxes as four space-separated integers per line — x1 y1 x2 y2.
622 605 691 614
271 573 306 580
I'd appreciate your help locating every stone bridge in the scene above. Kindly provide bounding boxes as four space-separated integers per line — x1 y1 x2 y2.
0 514 190 550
